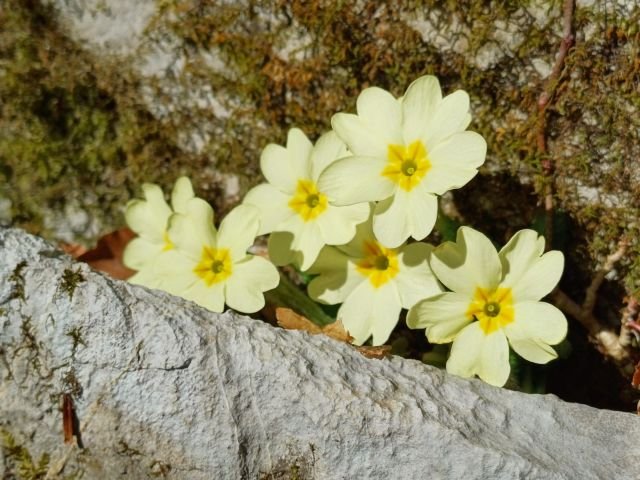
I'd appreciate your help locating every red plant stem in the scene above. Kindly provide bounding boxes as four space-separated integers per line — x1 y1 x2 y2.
537 0 575 249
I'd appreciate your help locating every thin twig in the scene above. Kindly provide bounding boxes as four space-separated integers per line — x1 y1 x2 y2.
583 240 628 313
537 0 575 249
620 296 639 348
551 289 628 363
550 240 631 366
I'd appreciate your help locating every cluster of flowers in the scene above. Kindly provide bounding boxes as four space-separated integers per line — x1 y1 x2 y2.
124 75 567 387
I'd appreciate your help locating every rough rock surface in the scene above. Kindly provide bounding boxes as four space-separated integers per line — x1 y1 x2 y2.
0 227 638 479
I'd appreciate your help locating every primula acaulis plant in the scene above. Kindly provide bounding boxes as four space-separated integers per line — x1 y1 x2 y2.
123 176 195 288
407 227 567 387
318 75 487 248
153 201 279 314
243 128 369 270
307 214 441 346
122 74 568 390
124 180 279 314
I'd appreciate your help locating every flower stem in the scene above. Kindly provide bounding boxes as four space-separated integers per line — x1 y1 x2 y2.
264 273 335 327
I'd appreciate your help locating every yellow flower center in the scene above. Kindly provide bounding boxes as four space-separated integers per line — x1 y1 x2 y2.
162 231 174 251
356 240 400 288
381 140 431 191
193 246 232 286
288 179 329 221
466 286 515 335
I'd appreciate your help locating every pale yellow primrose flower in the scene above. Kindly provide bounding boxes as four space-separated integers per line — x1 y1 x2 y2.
407 227 567 387
153 200 279 314
243 128 370 271
124 177 195 286
318 75 487 248
307 215 441 346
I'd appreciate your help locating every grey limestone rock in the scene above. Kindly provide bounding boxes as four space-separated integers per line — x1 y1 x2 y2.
0 227 639 479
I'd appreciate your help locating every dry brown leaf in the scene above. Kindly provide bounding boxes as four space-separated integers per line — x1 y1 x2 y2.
355 345 392 360
63 228 136 280
632 361 640 389
321 319 353 343
276 307 322 335
60 243 88 258
276 307 389 359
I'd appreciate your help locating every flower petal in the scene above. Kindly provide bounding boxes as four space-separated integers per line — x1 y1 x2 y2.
217 204 260 260
167 198 217 260
224 255 279 313
423 131 486 195
505 301 567 364
315 203 371 246
406 292 472 343
336 212 376 258
171 176 195 213
407 185 438 242
373 191 411 248
267 230 297 267
152 249 200 294
331 86 402 156
317 155 395 206
331 113 389 158
128 267 161 290
288 127 315 177
355 87 403 145
268 218 325 271
125 183 171 241
430 226 502 294
260 128 312 194
401 75 442 145
447 322 510 387
499 229 564 302
243 183 294 235
307 246 362 303
183 280 226 313
310 130 350 180
123 237 164 271
394 242 442 308
338 281 401 346
424 90 472 149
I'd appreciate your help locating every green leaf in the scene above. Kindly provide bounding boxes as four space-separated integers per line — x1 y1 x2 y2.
531 208 570 251
421 344 449 369
434 206 461 242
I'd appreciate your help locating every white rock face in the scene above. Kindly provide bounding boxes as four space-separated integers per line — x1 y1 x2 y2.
44 0 157 55
1 228 639 479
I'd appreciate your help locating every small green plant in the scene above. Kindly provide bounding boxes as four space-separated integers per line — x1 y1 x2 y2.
123 74 568 388
1 428 50 480
8 261 27 301
59 268 85 300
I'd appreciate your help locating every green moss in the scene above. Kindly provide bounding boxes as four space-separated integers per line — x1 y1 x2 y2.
259 459 310 480
12 315 55 382
62 368 83 397
65 327 87 358
59 268 85 300
1 429 50 480
1 428 81 480
0 0 204 242
18 316 38 353
148 459 172 477
8 261 27 301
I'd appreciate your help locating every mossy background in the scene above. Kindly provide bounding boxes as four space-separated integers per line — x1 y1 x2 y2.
1 0 639 409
